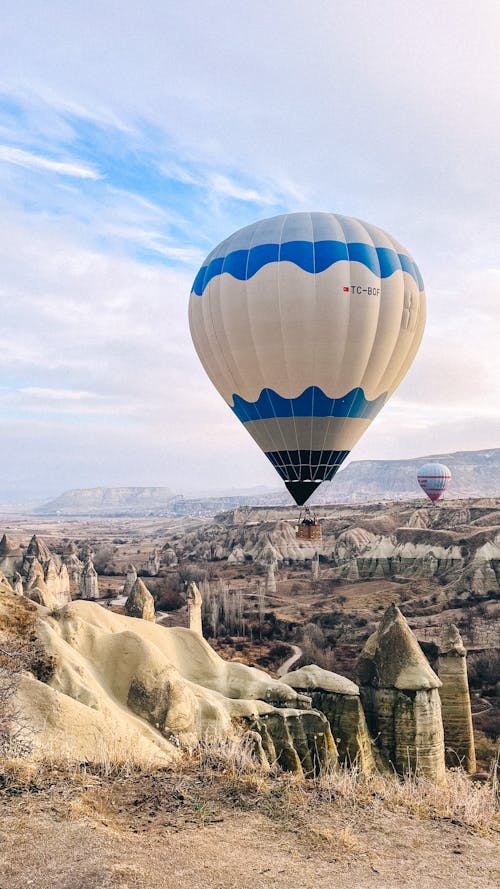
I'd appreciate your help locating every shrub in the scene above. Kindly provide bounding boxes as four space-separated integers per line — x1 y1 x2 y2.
0 635 35 757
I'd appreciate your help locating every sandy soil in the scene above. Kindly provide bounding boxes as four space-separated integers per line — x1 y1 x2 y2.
1 770 498 889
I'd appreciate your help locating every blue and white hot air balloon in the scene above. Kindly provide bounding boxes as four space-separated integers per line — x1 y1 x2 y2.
189 212 426 505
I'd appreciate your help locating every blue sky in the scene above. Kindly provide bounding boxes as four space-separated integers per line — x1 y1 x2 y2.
0 1 499 500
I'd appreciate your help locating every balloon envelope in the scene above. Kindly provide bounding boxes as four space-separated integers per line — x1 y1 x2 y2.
417 462 451 503
189 212 426 505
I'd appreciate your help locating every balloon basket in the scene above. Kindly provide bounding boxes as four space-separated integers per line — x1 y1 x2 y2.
295 507 322 541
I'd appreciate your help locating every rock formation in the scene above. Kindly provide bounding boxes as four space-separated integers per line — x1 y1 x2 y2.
0 533 23 578
25 534 52 564
227 544 246 564
3 591 335 771
122 564 138 598
12 571 23 596
437 625 476 773
160 545 177 567
61 541 83 592
187 581 203 636
146 548 160 576
0 569 13 595
248 707 338 777
407 509 431 529
79 558 99 600
125 577 155 621
282 664 375 773
15 534 71 606
358 604 445 781
311 552 320 581
23 557 47 603
265 562 277 595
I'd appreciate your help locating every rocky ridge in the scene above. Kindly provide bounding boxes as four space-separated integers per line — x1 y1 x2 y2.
1 588 478 783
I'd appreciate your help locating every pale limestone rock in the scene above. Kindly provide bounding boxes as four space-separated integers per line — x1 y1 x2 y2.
161 547 177 567
187 581 203 636
311 552 320 581
248 707 338 777
437 625 476 773
0 534 22 577
227 544 246 564
358 604 445 781
44 558 70 603
62 541 83 593
12 571 23 596
123 564 137 598
0 533 14 557
283 664 359 696
282 665 375 773
333 527 376 564
25 558 47 595
79 558 99 600
265 562 277 595
25 534 52 564
125 577 155 621
345 559 360 582
146 548 160 577
4 591 337 772
471 549 499 594
0 569 13 595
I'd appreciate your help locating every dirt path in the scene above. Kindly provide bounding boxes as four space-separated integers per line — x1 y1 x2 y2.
0 772 498 889
276 643 303 676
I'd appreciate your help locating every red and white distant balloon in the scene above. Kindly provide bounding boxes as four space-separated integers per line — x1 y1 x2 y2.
417 462 451 503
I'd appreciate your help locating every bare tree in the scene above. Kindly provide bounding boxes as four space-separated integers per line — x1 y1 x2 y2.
0 635 34 757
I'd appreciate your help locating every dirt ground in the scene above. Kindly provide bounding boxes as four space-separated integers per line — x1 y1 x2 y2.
1 768 499 889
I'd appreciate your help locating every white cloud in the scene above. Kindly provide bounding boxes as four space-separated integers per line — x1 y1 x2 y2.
0 144 100 179
209 174 276 205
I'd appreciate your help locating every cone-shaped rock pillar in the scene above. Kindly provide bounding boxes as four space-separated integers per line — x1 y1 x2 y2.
437 625 476 773
125 577 155 621
358 604 445 781
122 564 137 598
311 552 320 581
265 562 277 595
79 558 99 600
187 581 203 636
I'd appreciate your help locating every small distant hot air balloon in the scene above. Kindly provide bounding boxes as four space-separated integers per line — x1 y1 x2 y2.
417 463 451 503
189 212 426 506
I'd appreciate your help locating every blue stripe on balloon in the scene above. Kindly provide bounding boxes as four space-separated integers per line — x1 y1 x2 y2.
231 386 387 422
191 240 424 295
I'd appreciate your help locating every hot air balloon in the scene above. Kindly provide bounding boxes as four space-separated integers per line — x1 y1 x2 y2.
189 212 426 506
417 463 451 503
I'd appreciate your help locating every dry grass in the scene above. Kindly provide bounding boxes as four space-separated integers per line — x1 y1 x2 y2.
2 729 497 836
1 735 499 889
177 733 500 838
309 759 499 836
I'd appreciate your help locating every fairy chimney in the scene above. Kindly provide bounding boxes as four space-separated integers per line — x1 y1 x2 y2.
80 558 99 599
187 581 203 636
125 577 155 622
437 625 476 773
123 564 138 598
311 552 320 581
146 548 160 577
266 562 277 595
358 604 445 781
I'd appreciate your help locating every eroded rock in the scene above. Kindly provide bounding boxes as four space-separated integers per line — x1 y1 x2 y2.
437 625 476 773
187 581 203 636
125 577 155 621
358 604 445 780
79 558 99 600
282 665 375 773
